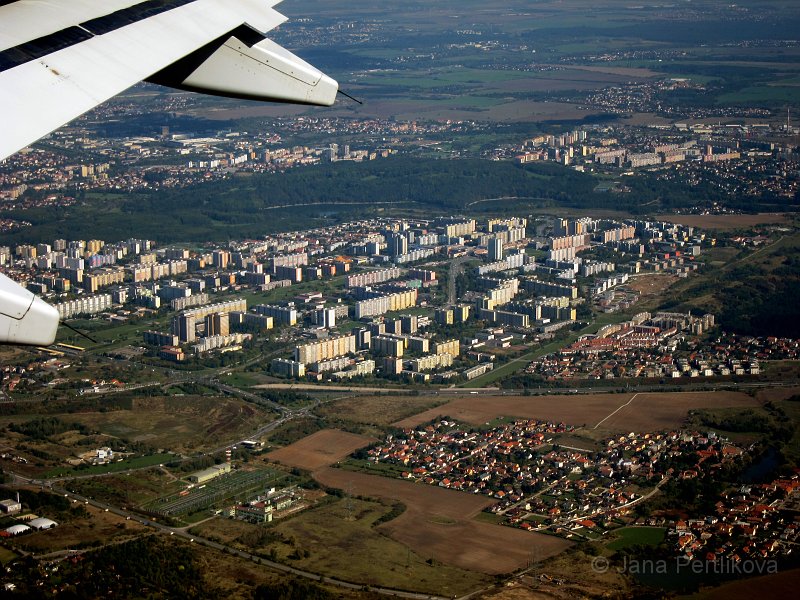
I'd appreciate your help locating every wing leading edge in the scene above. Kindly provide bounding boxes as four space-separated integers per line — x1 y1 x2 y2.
0 0 338 162
0 0 338 345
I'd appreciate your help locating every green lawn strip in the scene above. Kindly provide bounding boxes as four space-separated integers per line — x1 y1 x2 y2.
44 453 176 478
606 526 666 551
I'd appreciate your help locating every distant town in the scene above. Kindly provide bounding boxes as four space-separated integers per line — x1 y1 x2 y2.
2 104 798 235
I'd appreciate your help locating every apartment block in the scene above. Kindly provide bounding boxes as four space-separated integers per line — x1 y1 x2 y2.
346 267 403 288
432 339 460 357
54 294 112 319
522 277 578 299
354 289 417 319
143 331 179 347
408 353 453 372
229 311 274 331
372 335 405 357
294 334 357 365
254 304 297 326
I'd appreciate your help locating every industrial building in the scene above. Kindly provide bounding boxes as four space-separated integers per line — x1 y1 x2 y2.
188 462 231 484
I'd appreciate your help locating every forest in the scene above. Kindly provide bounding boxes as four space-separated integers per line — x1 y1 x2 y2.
7 155 792 244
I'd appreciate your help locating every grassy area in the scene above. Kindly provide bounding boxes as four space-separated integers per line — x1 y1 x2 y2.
606 526 666 551
267 497 490 595
192 499 492 596
337 458 408 478
776 396 800 466
460 334 577 387
67 469 185 507
0 546 18 563
474 511 504 525
316 393 447 427
45 453 176 478
464 308 655 387
220 372 267 388
717 85 800 105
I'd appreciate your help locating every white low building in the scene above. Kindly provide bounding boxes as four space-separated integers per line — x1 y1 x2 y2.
29 517 57 530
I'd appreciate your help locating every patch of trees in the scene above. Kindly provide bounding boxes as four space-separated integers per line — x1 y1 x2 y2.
373 501 406 527
650 471 725 515
172 455 216 473
5 488 69 513
673 244 800 338
69 537 212 599
689 408 774 433
8 416 93 440
237 526 289 549
259 390 313 407
254 579 336 600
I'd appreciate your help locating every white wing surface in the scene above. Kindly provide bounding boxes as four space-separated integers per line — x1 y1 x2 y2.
0 0 338 345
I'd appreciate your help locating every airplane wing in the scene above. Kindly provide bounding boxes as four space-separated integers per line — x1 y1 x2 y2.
0 0 339 345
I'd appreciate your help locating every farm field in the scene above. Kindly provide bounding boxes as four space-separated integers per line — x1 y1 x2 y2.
690 568 800 600
314 467 571 574
395 391 760 432
266 429 376 471
756 386 800 403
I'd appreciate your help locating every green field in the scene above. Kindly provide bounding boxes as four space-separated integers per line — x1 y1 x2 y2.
606 526 666 551
44 453 176 478
718 85 800 105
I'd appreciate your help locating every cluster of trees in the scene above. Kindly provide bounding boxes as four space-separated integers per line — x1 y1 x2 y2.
688 408 775 434
373 501 406 527
49 537 211 599
253 579 336 600
14 153 788 245
664 241 800 338
7 416 93 440
259 390 313 407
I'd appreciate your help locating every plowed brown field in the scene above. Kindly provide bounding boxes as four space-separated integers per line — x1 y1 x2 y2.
395 391 759 431
266 429 376 471
314 467 571 574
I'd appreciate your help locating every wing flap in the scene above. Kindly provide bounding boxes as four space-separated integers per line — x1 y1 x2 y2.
149 33 338 106
0 273 59 346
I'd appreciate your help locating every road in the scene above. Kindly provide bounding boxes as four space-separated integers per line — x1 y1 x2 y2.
253 383 415 393
210 380 288 413
447 255 471 306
